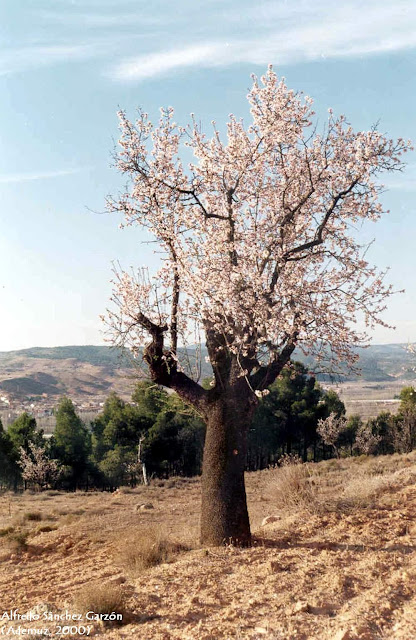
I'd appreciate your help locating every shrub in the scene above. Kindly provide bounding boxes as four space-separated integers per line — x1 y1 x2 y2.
23 511 43 522
336 474 392 510
73 582 126 623
267 455 319 513
36 525 57 533
116 527 188 576
2 530 29 554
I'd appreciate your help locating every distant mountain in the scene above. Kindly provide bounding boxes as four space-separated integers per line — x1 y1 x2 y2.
0 345 136 402
0 343 414 402
0 345 131 368
295 344 414 382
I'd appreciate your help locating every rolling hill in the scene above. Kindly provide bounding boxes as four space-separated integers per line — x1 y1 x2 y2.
0 343 414 402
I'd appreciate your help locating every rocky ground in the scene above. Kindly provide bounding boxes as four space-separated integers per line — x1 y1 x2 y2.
1 453 416 639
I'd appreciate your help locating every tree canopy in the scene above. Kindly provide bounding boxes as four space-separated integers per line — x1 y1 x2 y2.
105 66 411 545
106 66 410 396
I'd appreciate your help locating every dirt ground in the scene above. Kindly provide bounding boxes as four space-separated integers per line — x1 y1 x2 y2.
1 453 416 639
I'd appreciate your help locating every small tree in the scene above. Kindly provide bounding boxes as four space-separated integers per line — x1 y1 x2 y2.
391 410 416 454
339 414 362 456
321 390 346 419
52 398 91 489
105 67 411 545
132 381 169 423
249 362 334 465
354 422 381 455
18 442 60 491
317 412 346 458
0 419 18 489
7 412 43 453
398 386 416 412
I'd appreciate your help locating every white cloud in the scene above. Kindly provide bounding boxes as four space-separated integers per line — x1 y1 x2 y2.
108 43 228 81
0 167 89 184
40 9 164 28
4 0 416 79
107 0 416 81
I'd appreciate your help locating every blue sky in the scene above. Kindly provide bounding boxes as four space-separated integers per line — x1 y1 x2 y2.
1 0 415 351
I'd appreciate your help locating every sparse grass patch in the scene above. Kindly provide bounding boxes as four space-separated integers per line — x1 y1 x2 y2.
23 511 43 522
116 526 190 576
0 526 14 537
89 508 106 516
165 476 190 488
266 452 416 516
267 457 320 513
36 524 58 534
117 486 134 494
59 514 79 526
73 582 126 624
333 474 393 511
1 529 29 554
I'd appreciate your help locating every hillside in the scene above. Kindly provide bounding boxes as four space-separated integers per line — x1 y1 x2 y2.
1 453 416 639
0 346 136 403
0 343 414 403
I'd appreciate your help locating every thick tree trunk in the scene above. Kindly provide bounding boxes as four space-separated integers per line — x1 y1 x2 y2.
200 395 253 547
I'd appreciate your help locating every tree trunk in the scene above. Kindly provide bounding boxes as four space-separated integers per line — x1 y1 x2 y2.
200 395 252 547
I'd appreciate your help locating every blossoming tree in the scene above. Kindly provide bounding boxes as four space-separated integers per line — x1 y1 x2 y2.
105 66 410 546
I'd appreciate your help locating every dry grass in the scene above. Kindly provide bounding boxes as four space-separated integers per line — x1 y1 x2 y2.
0 529 29 555
267 451 416 516
266 457 320 512
22 511 43 522
73 581 126 622
116 526 190 577
36 524 58 533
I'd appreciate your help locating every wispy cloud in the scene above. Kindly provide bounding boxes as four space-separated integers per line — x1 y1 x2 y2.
109 43 228 81
0 167 89 185
108 0 416 81
4 0 416 80
0 42 107 76
40 9 164 28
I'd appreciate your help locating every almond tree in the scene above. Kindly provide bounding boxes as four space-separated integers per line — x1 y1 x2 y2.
105 66 411 546
18 443 60 491
317 412 346 458
354 422 382 455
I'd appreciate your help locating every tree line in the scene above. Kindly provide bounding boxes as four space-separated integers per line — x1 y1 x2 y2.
1 364 415 491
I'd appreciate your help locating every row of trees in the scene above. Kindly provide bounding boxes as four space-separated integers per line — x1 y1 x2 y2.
0 381 206 491
2 365 416 492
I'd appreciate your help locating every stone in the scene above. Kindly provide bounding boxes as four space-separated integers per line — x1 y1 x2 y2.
293 600 310 614
135 502 154 511
261 515 281 526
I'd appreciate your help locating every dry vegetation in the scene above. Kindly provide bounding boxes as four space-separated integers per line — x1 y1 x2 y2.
73 581 126 621
1 455 416 638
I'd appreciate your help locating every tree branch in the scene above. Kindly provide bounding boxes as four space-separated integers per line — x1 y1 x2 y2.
249 339 297 390
141 314 208 413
